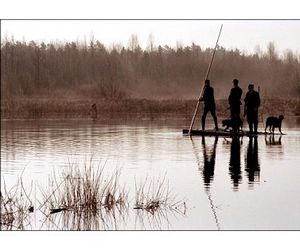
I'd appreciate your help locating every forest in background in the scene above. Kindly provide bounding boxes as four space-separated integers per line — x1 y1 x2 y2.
1 35 300 101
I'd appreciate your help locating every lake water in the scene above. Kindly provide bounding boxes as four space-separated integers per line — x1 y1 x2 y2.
1 117 300 230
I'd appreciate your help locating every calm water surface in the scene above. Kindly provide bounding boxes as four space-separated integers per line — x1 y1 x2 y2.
1 117 300 230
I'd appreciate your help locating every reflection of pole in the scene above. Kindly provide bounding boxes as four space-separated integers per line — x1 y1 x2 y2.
190 137 221 230
207 191 221 230
188 25 223 135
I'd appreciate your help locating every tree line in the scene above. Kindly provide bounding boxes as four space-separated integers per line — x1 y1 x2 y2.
1 36 300 100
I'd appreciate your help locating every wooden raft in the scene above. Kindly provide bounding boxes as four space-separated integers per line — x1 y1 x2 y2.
182 129 285 137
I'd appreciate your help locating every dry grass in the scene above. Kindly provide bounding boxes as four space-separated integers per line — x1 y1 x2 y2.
39 162 128 216
1 161 185 230
0 178 34 230
38 161 130 230
39 164 186 230
133 176 187 230
134 176 186 215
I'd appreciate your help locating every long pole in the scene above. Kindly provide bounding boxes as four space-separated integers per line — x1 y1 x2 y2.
188 24 223 135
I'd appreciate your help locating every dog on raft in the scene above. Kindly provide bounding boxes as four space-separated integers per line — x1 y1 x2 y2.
222 118 243 132
265 115 284 134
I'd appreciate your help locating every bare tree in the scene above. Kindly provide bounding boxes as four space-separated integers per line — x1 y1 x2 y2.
127 34 140 52
147 33 155 52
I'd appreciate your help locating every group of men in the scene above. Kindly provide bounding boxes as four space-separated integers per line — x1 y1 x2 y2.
200 79 261 134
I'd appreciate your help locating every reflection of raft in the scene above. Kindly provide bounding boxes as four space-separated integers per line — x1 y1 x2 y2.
182 129 285 137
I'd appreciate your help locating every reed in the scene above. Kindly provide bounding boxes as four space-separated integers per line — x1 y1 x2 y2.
39 162 128 216
38 161 130 230
0 178 34 230
134 176 186 215
2 161 185 230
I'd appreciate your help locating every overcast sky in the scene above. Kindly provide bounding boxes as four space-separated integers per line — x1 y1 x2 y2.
2 20 300 55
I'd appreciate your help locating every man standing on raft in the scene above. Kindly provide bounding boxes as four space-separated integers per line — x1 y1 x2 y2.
228 78 243 133
244 84 260 134
199 79 218 131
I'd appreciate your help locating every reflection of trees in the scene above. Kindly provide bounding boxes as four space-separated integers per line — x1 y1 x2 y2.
245 136 260 186
229 136 242 191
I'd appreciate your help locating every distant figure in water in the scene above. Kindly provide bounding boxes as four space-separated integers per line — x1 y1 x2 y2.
89 103 98 120
199 79 218 131
244 84 260 134
228 78 243 132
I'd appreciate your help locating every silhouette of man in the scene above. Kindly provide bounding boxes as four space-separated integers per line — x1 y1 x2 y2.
202 136 218 189
245 136 260 185
200 79 218 131
229 136 242 190
228 79 242 132
244 84 260 134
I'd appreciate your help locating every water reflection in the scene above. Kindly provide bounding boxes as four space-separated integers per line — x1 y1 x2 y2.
245 136 260 186
202 136 218 189
134 207 184 230
191 136 221 230
265 135 282 146
42 207 129 230
2 119 300 229
229 136 242 191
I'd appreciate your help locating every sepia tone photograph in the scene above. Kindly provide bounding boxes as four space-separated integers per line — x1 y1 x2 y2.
1 19 300 232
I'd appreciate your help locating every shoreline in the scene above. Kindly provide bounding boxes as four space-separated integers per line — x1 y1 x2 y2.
1 98 299 119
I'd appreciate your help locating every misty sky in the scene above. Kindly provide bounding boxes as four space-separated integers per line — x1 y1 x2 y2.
2 20 300 55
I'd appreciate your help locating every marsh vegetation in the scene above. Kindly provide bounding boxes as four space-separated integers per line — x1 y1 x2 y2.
1 161 186 230
0 177 34 230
